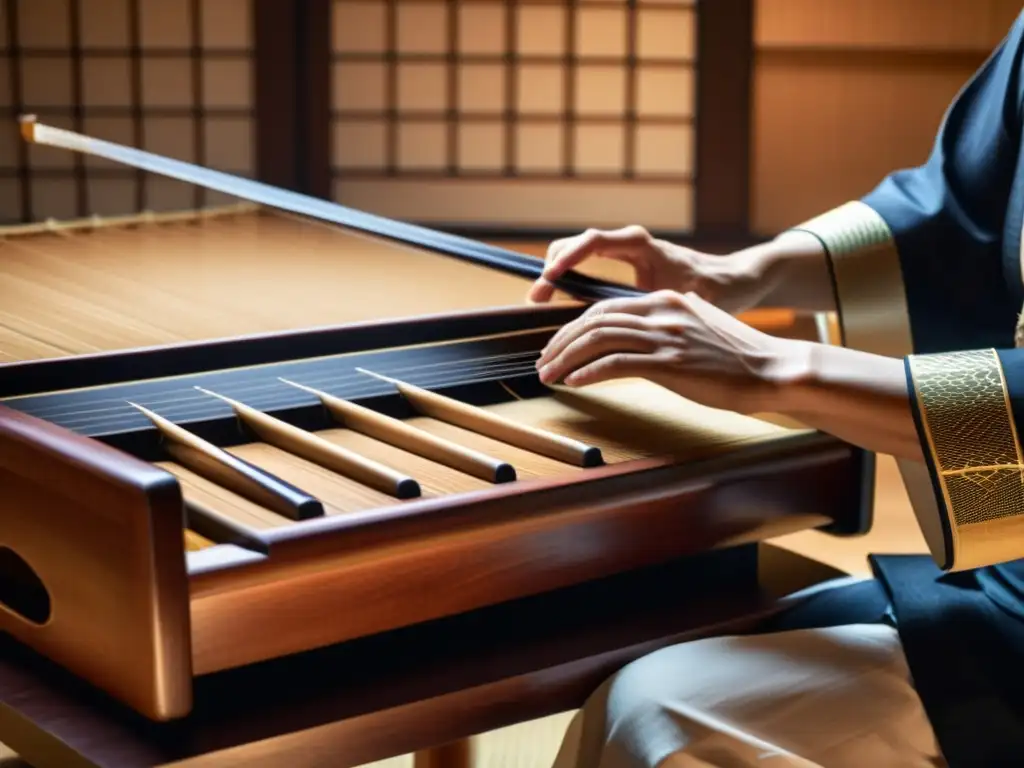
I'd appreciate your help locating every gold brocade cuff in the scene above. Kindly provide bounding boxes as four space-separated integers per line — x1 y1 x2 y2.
907 349 1024 571
787 201 913 359
788 203 957 571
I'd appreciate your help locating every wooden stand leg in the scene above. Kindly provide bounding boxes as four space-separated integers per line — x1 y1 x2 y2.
413 738 474 768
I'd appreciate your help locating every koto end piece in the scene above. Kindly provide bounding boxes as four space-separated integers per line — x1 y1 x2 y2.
355 368 603 468
18 114 37 144
127 401 324 520
193 387 421 499
278 377 516 484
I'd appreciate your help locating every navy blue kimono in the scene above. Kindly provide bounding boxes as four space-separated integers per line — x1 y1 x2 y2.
787 11 1024 765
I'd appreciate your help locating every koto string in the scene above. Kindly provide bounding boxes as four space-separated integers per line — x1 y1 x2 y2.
60 366 542 434
21 118 644 304
22 348 547 433
12 345 541 414
26 347 539 417
28 360 542 426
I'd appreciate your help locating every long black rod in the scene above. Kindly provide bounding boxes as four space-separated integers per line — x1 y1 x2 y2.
19 119 643 304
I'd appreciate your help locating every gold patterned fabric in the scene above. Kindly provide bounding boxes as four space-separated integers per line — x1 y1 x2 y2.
787 203 951 566
788 201 913 358
907 349 1024 570
788 201 1024 571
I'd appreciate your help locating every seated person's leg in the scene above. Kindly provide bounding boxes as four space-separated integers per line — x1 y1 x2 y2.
552 578 944 768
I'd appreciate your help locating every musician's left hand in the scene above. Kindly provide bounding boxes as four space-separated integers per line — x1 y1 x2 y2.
535 290 811 414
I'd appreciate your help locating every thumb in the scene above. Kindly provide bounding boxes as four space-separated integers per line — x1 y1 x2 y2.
544 226 651 281
527 278 557 304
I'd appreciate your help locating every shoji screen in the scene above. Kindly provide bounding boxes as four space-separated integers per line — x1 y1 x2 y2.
0 0 254 223
330 0 697 231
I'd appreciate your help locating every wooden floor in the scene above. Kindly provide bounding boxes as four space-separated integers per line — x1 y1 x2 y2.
0 236 928 767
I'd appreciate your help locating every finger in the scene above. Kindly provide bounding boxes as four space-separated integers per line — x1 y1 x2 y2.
542 235 583 282
543 236 572 268
538 326 665 385
526 277 557 304
634 260 655 291
540 309 653 366
543 226 651 282
543 293 662 357
562 352 663 388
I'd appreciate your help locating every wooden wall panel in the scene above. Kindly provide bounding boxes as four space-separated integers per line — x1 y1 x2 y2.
750 0 1021 235
752 58 976 233
756 0 1020 52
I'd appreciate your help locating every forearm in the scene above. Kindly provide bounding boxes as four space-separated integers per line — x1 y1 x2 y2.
776 341 924 462
735 230 837 313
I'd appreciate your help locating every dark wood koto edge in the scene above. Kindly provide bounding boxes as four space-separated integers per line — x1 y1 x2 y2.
0 404 194 721
0 304 585 398
0 403 179 503
188 431 851 580
0 602 772 768
0 544 784 767
184 472 834 674
200 599 781 768
270 601 782 768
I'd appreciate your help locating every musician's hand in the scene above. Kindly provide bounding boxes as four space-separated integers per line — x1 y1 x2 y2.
534 290 811 414
527 225 770 313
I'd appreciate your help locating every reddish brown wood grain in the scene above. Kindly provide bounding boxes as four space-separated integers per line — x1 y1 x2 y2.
0 404 193 722
0 544 838 768
186 436 848 674
0 304 865 724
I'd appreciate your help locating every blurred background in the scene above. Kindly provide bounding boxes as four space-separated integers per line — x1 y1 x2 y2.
1 0 1017 242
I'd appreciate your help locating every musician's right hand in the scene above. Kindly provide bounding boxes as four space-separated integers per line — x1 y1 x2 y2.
527 226 835 315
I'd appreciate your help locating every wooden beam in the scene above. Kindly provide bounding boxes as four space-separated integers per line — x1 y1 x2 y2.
299 0 333 200
253 0 300 191
694 0 754 238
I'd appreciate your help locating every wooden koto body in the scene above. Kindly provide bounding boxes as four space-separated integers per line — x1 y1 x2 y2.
0 118 872 738
0 303 871 724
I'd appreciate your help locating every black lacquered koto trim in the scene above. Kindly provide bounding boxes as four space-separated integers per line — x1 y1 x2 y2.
2 332 557 465
0 305 584 399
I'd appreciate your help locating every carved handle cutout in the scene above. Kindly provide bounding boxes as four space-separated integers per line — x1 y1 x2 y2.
0 546 51 625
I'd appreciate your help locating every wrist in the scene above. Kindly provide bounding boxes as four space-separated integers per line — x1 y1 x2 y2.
765 340 912 417
732 229 821 273
754 340 923 460
732 230 833 312
755 336 820 413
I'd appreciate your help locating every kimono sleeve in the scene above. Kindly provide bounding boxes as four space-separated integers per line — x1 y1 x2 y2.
904 348 1024 570
787 12 1024 572
788 11 1024 358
